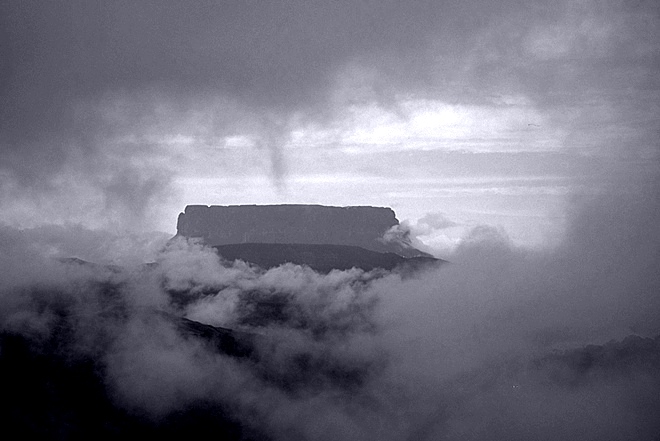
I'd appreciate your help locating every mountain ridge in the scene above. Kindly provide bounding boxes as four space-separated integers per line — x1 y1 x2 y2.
214 242 442 273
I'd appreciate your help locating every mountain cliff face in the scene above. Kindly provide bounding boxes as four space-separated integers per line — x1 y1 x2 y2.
214 243 440 273
176 204 428 258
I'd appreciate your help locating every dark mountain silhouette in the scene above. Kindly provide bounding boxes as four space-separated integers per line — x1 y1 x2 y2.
3 300 658 439
214 243 441 273
0 307 265 440
176 204 438 272
176 204 432 258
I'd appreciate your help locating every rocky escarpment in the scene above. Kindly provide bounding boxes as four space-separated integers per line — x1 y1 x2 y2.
214 243 440 273
176 204 428 258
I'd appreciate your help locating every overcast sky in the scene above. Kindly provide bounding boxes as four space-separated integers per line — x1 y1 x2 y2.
1 0 658 252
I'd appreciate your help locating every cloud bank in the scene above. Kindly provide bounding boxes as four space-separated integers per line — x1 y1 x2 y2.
1 163 659 439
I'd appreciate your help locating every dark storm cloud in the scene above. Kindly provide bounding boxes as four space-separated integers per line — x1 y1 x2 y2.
3 0 657 133
0 0 501 138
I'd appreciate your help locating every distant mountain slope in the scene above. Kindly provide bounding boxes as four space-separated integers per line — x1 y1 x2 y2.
2 257 658 438
214 243 441 273
3 306 658 439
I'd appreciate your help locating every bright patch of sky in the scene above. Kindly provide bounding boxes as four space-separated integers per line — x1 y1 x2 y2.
284 98 562 154
150 90 646 253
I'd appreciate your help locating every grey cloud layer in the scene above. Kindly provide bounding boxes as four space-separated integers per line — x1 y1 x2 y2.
3 1 656 175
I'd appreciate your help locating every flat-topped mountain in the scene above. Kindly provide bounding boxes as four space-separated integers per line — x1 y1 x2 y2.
176 204 429 258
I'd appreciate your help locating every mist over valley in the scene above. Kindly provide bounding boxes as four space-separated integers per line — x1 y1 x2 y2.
2 193 660 439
